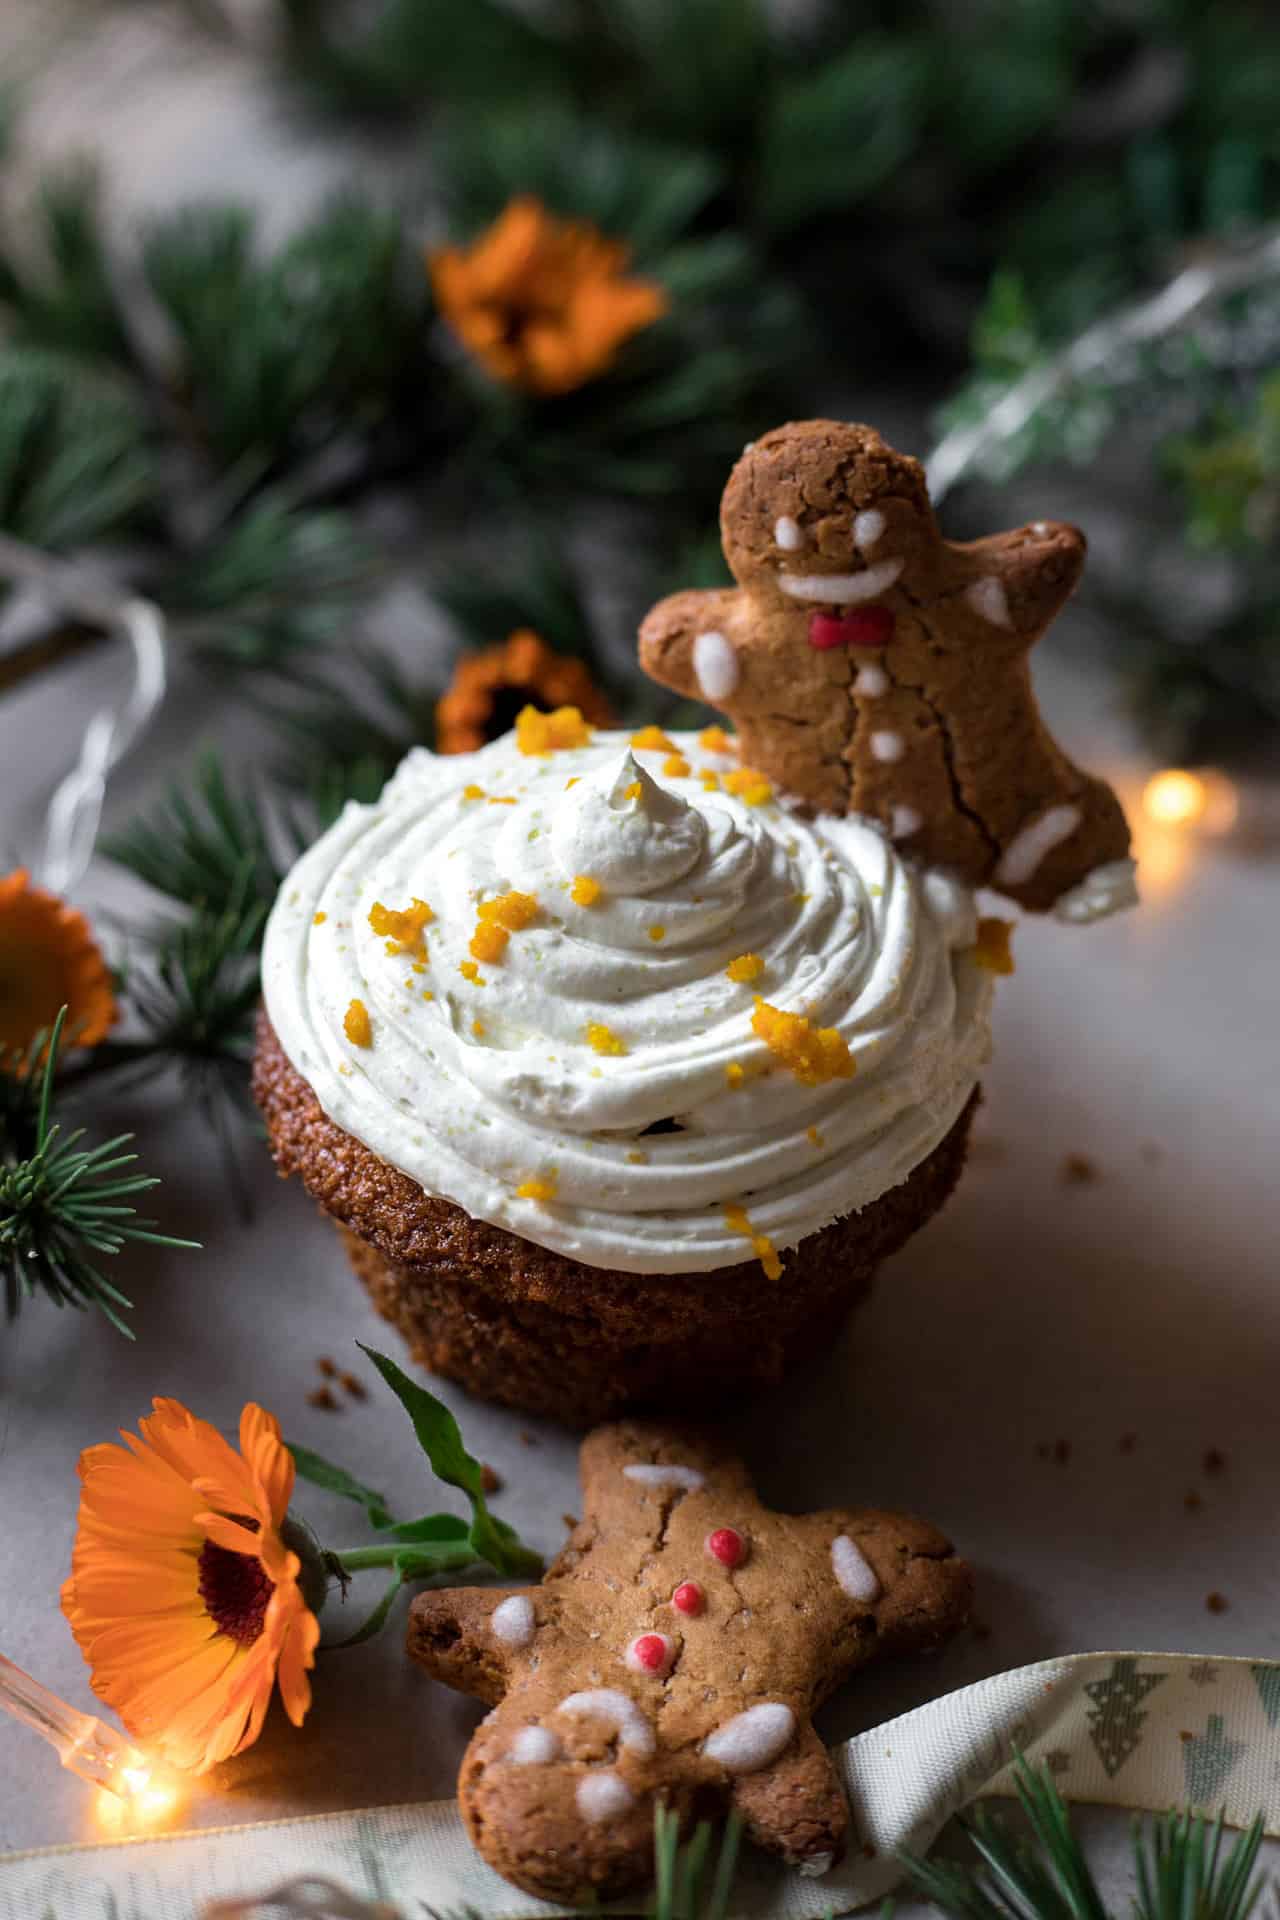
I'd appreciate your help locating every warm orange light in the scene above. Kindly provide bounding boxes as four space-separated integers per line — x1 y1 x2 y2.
94 1762 184 1834
1143 769 1207 827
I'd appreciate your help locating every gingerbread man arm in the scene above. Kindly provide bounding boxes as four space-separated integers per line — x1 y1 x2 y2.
806 1509 975 1678
638 587 745 707
408 1585 538 1706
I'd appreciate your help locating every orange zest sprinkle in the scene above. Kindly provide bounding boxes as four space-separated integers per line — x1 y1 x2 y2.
726 952 764 984
422 990 435 1001
724 1203 783 1281
368 897 434 960
479 890 539 932
516 1174 558 1202
586 1022 627 1056
627 1150 648 1164
648 924 666 942
428 196 666 397
699 725 734 754
662 753 691 778
488 795 518 805
463 783 486 800
312 911 327 925
725 1062 745 1089
515 704 594 756
724 766 773 806
972 917 1015 975
343 999 372 1047
630 725 675 752
571 874 603 906
459 960 484 984
472 1019 486 1037
806 1125 824 1148
623 780 643 800
469 923 508 963
700 770 720 790
751 997 854 1086
565 776 581 789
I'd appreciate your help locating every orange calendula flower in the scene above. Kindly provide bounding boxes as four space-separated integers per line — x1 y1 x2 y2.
429 196 667 396
60 1399 321 1774
0 869 116 1059
437 632 613 757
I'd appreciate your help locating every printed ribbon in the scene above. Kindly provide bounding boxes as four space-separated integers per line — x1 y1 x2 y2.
3 1652 1278 1920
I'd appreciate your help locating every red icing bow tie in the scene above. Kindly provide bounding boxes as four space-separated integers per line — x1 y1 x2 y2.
808 607 895 650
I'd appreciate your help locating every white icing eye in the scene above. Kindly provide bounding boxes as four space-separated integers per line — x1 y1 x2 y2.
693 630 739 702
774 515 804 551
623 1463 705 1491
854 509 885 551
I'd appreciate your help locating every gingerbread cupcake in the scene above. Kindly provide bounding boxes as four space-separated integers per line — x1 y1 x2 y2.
255 420 1133 1423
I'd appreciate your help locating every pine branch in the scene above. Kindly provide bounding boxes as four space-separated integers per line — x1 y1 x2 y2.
0 1010 197 1335
0 162 136 367
101 752 283 916
0 347 156 551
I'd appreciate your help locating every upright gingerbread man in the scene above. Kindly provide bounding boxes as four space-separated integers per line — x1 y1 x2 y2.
408 1421 972 1903
640 420 1134 917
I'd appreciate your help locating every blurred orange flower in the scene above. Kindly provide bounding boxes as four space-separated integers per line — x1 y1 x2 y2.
0 868 116 1060
436 629 614 754
429 196 667 395
61 1399 321 1774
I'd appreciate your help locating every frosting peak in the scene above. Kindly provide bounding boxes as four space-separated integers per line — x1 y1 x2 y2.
552 750 706 894
262 727 993 1275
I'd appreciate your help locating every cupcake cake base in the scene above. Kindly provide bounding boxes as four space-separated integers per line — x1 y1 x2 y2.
254 1014 976 1424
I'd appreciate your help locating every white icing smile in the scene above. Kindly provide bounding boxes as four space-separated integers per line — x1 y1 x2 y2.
777 559 903 604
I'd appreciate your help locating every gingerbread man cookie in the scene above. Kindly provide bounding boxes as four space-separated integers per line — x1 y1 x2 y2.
408 1421 972 1903
639 419 1135 917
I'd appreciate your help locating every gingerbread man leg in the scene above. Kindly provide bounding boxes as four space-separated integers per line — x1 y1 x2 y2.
730 1720 849 1871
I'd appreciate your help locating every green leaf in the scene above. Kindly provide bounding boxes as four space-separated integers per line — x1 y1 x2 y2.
359 1343 541 1576
759 38 927 230
0 348 154 551
287 1442 397 1530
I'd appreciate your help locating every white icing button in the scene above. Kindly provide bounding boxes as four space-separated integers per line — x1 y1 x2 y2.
778 559 903 604
854 663 888 698
693 630 739 702
625 1632 675 1677
870 731 904 763
995 803 1083 887
558 1689 656 1755
623 1463 706 1491
853 509 885 551
1053 857 1140 925
491 1594 536 1647
774 515 804 551
890 805 922 840
965 576 1012 628
576 1771 634 1823
510 1726 562 1766
831 1534 880 1602
702 1702 796 1774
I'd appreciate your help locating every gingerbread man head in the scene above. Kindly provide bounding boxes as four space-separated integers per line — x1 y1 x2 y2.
640 420 1134 917
408 1421 972 1904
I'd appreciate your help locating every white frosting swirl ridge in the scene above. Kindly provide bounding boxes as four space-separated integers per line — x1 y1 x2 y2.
262 728 993 1275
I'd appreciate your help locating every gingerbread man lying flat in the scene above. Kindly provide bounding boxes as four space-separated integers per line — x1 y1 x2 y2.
640 419 1135 918
408 1421 972 1903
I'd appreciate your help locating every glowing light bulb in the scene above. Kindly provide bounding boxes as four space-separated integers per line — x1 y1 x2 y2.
0 1652 186 1829
1143 769 1207 827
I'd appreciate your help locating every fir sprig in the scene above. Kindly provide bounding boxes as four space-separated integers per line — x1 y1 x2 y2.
902 1754 1268 1920
0 1009 197 1334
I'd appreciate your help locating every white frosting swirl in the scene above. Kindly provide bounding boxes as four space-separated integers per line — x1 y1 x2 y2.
262 728 992 1275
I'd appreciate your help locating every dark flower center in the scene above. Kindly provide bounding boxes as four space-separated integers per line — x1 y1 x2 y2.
197 1538 274 1647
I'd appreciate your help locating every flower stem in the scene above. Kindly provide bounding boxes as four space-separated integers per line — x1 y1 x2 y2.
331 1544 480 1574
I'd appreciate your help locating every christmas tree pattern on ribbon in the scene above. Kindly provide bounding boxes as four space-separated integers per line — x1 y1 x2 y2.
1250 1664 1280 1727
1083 1658 1166 1778
1183 1714 1247 1806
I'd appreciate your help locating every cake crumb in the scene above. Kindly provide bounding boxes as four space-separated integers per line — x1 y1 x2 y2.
1060 1152 1099 1185
1184 1490 1202 1512
562 1513 579 1532
307 1386 340 1411
1118 1431 1137 1453
480 1463 503 1495
1206 1591 1229 1614
339 1370 366 1400
317 1356 337 1378
1203 1448 1227 1475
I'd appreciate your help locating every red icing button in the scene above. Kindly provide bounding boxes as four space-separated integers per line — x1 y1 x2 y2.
705 1527 747 1568
808 607 895 650
672 1581 705 1616
627 1632 672 1674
